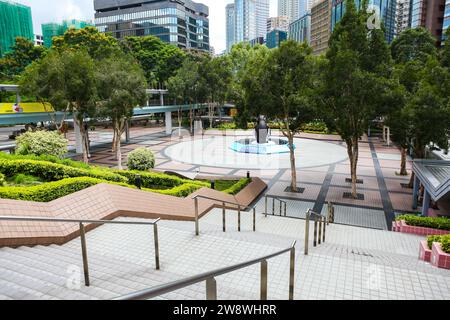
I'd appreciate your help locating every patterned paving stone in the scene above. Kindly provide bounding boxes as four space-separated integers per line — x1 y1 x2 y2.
320 205 387 230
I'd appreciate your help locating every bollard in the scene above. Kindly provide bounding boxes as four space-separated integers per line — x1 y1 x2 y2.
305 210 310 255
253 207 256 232
238 206 241 232
265 196 268 217
210 180 215 190
247 171 250 179
222 202 226 232
135 174 142 190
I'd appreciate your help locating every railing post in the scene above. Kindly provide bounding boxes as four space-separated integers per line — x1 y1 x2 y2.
304 210 310 255
272 197 275 215
253 207 256 232
206 277 217 300
284 202 287 217
318 216 322 245
222 202 226 233
238 205 241 232
260 260 268 300
322 217 326 243
153 223 160 270
279 200 282 216
331 206 335 224
265 196 268 218
313 216 318 247
289 245 295 300
327 202 331 226
195 197 199 236
79 223 90 287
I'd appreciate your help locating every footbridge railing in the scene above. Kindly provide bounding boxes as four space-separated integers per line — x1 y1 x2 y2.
191 195 257 236
115 240 297 300
0 216 161 286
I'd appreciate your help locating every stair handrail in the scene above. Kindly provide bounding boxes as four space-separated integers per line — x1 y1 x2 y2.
304 209 328 256
264 195 287 217
115 240 297 301
191 194 257 235
0 215 161 286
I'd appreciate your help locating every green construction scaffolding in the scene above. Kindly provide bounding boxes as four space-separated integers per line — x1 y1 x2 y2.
42 19 93 48
0 0 34 57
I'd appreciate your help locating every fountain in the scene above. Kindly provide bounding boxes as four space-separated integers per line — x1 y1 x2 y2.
230 116 295 155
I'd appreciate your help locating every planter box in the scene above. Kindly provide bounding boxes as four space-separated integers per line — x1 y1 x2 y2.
395 220 450 236
419 240 432 262
431 242 450 270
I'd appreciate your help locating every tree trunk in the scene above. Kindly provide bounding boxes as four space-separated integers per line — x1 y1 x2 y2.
113 119 126 170
112 130 117 153
75 117 89 164
346 137 359 199
289 133 297 192
116 130 122 169
399 147 408 176
190 105 193 135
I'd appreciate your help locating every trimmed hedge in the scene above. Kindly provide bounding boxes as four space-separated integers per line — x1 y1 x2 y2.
0 152 92 170
0 159 128 183
0 173 4 186
144 183 205 198
0 177 132 202
117 170 209 189
223 178 252 195
427 234 450 254
396 215 450 231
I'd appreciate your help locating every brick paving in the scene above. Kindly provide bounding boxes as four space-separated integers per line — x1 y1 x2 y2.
66 127 419 230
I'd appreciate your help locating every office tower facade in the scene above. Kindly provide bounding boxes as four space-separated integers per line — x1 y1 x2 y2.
331 0 397 43
226 3 236 52
310 0 331 55
444 0 449 42
278 0 299 22
411 0 446 46
395 0 410 36
267 16 290 32
266 29 288 48
235 0 257 43
94 0 210 52
289 13 311 43
42 19 93 47
256 0 270 37
0 0 34 57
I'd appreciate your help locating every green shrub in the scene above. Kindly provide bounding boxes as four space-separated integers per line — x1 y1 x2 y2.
396 215 450 231
11 174 42 186
16 131 68 158
427 234 450 254
0 173 4 186
117 170 208 189
223 178 251 195
0 153 92 170
145 183 204 198
0 159 128 183
127 148 155 171
427 235 443 249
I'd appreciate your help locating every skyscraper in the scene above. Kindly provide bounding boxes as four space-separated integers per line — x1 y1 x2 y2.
0 0 34 57
278 0 299 22
230 0 269 46
444 0 449 42
310 0 331 55
226 3 236 52
411 0 447 46
331 0 397 43
256 0 270 37
395 0 410 36
289 13 311 43
42 19 93 48
94 0 210 52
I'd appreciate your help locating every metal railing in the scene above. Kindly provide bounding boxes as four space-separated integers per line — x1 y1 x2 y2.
304 209 327 255
0 145 15 154
327 201 335 225
0 215 161 286
192 195 256 236
264 195 287 217
115 240 297 301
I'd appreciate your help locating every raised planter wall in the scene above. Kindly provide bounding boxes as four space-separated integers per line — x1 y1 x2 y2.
419 240 432 262
431 242 450 270
392 220 450 236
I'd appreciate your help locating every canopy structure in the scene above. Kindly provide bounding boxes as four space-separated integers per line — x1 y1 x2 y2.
412 160 450 216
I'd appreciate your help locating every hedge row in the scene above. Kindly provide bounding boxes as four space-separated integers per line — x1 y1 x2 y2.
427 234 450 254
0 159 127 183
223 178 251 195
145 183 205 198
396 215 450 231
0 177 132 202
0 152 91 170
117 170 209 189
0 173 4 186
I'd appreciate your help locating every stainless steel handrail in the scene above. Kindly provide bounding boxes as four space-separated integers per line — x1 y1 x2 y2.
115 240 297 301
191 195 257 235
304 209 327 255
264 195 287 217
0 215 161 286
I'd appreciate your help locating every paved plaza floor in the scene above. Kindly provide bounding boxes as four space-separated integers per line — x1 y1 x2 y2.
68 127 416 230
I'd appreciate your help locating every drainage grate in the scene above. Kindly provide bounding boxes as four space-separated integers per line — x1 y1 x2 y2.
345 178 364 184
284 186 305 194
343 192 365 201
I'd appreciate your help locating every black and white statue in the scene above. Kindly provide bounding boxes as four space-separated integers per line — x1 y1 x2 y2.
255 115 270 144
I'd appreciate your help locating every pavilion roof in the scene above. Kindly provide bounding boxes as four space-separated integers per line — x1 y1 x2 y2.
413 160 450 201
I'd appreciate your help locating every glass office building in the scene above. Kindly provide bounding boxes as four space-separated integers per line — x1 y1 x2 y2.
444 0 450 43
266 29 288 48
0 0 34 57
289 13 311 43
331 0 397 43
235 0 257 43
94 0 210 52
226 3 236 52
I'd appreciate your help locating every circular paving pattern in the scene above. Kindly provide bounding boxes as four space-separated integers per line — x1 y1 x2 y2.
164 136 348 170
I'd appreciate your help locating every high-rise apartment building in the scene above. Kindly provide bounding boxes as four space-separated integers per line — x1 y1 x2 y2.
395 0 410 36
226 3 236 52
94 0 210 52
411 0 447 46
0 0 34 57
42 19 93 47
267 16 290 32
331 0 397 43
310 0 331 55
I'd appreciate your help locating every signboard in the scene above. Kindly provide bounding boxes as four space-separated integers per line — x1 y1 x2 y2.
0 102 55 114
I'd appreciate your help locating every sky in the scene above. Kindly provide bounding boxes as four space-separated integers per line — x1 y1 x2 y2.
17 0 278 54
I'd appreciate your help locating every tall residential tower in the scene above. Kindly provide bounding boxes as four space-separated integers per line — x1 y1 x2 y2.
226 3 236 52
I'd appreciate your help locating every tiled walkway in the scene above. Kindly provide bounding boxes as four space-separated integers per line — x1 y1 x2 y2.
69 128 416 230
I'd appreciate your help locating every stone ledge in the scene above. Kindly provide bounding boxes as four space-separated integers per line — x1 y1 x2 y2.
392 220 450 236
431 242 450 270
419 240 432 263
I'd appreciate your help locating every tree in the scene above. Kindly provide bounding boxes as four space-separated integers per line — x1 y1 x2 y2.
120 36 185 87
96 54 147 169
0 37 46 81
321 0 391 198
442 28 450 69
391 28 438 65
20 49 97 163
